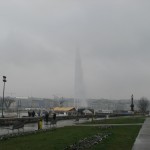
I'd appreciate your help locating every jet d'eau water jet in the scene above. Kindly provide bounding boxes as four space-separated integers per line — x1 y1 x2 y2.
74 49 88 109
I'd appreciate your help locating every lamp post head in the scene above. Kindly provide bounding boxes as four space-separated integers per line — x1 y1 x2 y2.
3 76 6 82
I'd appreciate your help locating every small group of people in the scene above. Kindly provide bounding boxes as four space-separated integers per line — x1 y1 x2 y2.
28 110 57 126
28 110 36 117
44 111 56 124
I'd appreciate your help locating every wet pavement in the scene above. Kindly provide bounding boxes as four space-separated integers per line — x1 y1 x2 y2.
0 118 92 136
132 117 150 150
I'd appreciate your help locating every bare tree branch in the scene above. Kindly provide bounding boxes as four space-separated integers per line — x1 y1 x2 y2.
4 97 15 110
137 97 149 114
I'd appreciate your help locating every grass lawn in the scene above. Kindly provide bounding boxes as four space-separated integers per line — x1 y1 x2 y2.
91 125 141 150
0 122 143 150
87 116 145 124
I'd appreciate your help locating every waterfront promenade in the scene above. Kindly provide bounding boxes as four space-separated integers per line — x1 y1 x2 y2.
132 117 150 150
0 118 91 136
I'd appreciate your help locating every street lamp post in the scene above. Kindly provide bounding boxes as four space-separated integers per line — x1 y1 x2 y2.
2 76 7 118
130 94 134 112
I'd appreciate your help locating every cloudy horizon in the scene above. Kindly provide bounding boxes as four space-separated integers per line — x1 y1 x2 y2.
0 0 150 100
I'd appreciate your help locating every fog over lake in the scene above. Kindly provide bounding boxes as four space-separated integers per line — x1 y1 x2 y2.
0 0 150 100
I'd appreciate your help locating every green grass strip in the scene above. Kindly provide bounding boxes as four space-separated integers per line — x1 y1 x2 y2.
87 116 145 124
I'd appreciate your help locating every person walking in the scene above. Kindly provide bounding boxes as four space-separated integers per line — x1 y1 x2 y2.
32 110 35 117
45 112 49 124
53 113 56 121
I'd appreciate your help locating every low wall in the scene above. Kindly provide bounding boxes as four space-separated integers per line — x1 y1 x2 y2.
0 117 40 126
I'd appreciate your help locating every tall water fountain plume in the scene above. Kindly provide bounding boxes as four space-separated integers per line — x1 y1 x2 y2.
74 49 87 109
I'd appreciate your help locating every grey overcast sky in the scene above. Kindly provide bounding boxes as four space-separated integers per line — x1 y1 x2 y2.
0 0 150 100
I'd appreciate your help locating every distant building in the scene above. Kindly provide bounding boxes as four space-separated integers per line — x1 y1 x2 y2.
53 107 76 116
78 108 94 115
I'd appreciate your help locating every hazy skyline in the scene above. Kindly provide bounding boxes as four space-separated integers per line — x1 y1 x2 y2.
0 0 150 100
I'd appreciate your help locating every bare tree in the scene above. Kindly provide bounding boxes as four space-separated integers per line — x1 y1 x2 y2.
137 97 149 114
4 97 15 110
0 97 15 110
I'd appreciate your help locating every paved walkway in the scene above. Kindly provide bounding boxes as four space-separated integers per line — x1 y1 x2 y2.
132 117 150 150
0 118 93 136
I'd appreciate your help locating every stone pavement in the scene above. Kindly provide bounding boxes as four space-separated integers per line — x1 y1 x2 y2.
132 117 150 150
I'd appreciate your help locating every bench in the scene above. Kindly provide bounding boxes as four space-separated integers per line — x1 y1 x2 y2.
8 121 24 133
